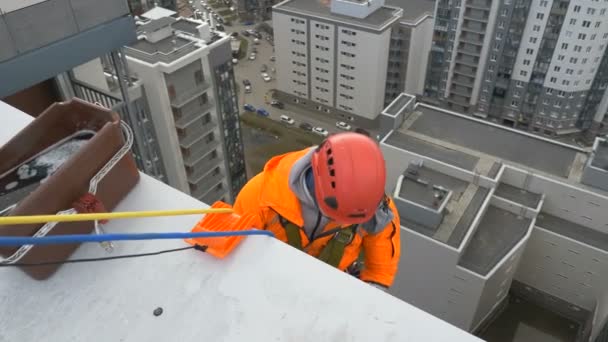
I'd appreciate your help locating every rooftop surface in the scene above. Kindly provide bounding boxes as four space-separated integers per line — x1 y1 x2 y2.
399 166 463 209
410 105 579 178
386 0 434 22
172 19 201 36
274 0 401 30
495 183 542 209
458 206 531 275
386 132 480 171
130 35 193 55
138 16 176 34
536 213 608 252
0 101 483 342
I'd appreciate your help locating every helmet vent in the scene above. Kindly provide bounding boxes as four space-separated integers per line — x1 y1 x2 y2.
328 157 334 166
327 148 332 155
331 181 336 188
329 169 335 176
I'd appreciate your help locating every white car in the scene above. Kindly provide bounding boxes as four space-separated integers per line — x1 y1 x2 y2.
336 121 352 131
261 72 271 82
249 53 256 60
253 38 260 45
232 58 238 64
313 127 329 137
280 115 295 125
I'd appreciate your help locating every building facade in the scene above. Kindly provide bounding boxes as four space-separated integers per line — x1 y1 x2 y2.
424 0 608 137
272 0 402 127
123 16 247 204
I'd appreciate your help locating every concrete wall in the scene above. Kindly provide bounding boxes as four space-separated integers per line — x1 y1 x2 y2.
581 163 608 192
335 27 391 119
500 166 608 233
405 17 434 96
72 58 110 92
164 60 204 98
273 12 308 99
390 227 461 319
490 196 538 220
309 19 336 107
330 0 384 19
592 292 608 341
448 266 485 330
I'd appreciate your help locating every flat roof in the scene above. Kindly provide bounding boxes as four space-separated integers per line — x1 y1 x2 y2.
386 0 434 23
591 140 608 171
399 166 464 209
446 187 490 248
536 213 608 252
172 19 201 36
275 0 401 30
411 105 579 178
138 16 176 34
384 93 415 116
495 183 542 209
129 35 192 55
141 6 177 20
385 131 480 171
458 206 531 275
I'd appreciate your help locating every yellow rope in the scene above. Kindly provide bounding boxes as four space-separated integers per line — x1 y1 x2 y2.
0 208 234 226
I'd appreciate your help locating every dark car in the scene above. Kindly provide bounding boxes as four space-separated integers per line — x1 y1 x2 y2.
256 108 270 117
354 128 370 136
299 122 313 131
241 30 250 37
270 100 284 109
243 104 256 112
231 32 239 37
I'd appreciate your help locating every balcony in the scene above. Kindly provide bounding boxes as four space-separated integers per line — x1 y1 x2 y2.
455 54 480 68
174 101 215 129
452 75 475 87
458 44 482 56
466 0 491 10
169 82 211 108
450 86 473 98
178 120 217 149
459 36 484 46
190 171 225 199
446 95 471 107
183 140 221 167
201 184 228 204
187 158 223 185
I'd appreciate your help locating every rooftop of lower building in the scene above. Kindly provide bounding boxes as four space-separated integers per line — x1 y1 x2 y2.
386 0 434 23
274 0 402 31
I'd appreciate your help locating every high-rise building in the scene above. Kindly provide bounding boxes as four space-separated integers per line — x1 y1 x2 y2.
272 0 434 128
424 0 608 137
122 16 247 204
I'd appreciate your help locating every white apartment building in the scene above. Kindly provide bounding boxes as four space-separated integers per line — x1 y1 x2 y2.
380 93 608 341
272 0 403 126
122 16 247 204
426 0 608 137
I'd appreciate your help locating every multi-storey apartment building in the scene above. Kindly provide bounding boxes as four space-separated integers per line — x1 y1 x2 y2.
123 16 247 204
425 0 608 137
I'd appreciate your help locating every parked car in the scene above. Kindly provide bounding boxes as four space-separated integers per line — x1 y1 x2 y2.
270 100 284 109
241 30 250 37
252 32 262 39
215 24 224 31
251 47 258 53
232 58 238 65
261 73 271 82
256 108 270 117
280 115 295 125
313 127 329 137
354 128 370 136
249 53 256 60
243 104 256 112
299 122 313 131
260 64 268 72
242 79 251 93
270 55 276 62
336 121 352 131
231 32 239 37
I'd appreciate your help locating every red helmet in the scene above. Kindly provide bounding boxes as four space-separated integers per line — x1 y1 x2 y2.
311 133 386 224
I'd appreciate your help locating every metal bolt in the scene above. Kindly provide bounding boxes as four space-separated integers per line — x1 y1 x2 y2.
153 307 163 317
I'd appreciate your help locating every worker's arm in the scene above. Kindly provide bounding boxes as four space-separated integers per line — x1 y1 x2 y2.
360 199 401 288
233 173 267 229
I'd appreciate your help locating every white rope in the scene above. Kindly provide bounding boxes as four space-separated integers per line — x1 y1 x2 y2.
1 122 134 264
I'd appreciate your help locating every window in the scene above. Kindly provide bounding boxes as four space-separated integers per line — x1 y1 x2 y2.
570 19 577 25
588 8 596 15
536 13 544 20
550 77 557 83
604 33 608 39
491 54 497 61
562 80 570 85
523 59 531 66
520 70 528 76
530 37 538 43
511 100 519 107
513 90 520 98
582 20 591 28
566 68 574 75
591 34 597 40
194 70 204 85
557 90 565 97
601 8 607 15
341 40 356 47
494 42 501 50
533 25 541 32
582 58 588 64
561 43 568 50
557 55 565 61
578 34 586 40
570 57 578 64
578 69 584 75
574 5 581 12
314 34 329 41
596 21 601 28
488 65 495 71
341 29 356 36
555 65 562 72
516 81 524 87
586 46 592 52
526 48 534 55
501 8 508 16
574 45 582 52
540 0 548 7
496 32 503 40
340 51 356 58
565 30 573 38
498 20 505 28
546 88 553 95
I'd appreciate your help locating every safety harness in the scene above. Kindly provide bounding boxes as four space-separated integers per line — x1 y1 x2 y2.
278 215 357 268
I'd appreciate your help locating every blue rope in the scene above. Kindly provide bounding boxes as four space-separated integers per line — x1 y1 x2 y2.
0 230 275 246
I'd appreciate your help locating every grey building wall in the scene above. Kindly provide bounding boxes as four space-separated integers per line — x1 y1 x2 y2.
208 41 247 203
580 49 608 131
384 24 411 107
424 0 457 101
